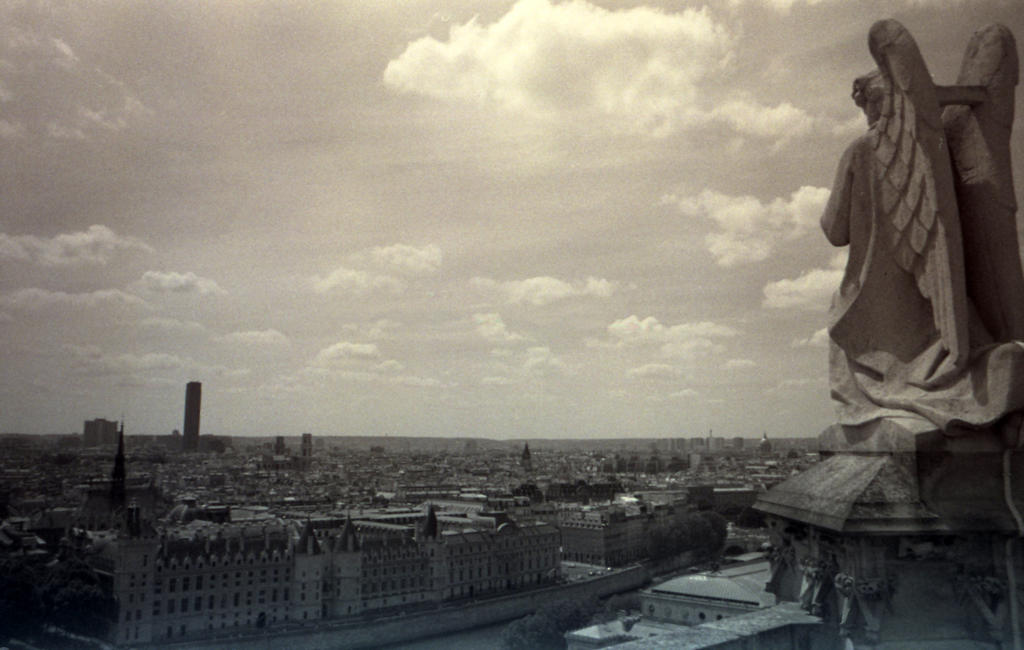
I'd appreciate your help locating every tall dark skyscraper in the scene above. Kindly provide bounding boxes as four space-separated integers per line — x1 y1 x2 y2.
183 381 201 452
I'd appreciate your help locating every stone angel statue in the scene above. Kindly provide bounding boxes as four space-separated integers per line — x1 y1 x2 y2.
822 19 1024 441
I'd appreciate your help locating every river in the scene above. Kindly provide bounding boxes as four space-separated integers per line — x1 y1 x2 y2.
384 620 511 650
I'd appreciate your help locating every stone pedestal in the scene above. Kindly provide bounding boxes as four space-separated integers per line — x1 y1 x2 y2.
755 419 1024 648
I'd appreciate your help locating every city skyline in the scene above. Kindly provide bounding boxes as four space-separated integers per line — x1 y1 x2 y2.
2 1 1024 439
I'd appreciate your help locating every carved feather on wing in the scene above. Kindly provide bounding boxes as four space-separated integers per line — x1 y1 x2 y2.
869 19 970 367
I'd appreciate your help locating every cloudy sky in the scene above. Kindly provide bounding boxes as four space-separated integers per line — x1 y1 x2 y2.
2 0 1023 440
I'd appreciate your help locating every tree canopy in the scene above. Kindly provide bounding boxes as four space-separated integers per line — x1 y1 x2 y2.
501 597 600 650
0 555 116 643
646 511 727 562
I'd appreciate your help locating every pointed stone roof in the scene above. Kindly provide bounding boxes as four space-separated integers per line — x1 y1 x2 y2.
296 519 322 555
338 515 360 552
419 504 439 540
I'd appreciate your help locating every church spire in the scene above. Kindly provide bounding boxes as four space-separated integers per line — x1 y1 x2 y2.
110 420 126 511
521 442 533 474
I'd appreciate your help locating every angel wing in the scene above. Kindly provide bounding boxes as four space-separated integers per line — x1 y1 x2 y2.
868 19 971 368
942 24 1024 342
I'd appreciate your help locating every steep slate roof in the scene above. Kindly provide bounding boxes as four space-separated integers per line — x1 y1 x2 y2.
754 453 942 533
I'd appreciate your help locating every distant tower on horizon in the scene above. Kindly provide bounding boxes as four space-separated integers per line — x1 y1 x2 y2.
83 417 119 447
182 381 201 452
301 433 313 471
521 442 533 474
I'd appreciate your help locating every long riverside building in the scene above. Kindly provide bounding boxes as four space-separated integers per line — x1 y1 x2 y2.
91 508 561 646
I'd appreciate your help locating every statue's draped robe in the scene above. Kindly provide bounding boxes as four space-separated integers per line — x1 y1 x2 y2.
823 130 1024 431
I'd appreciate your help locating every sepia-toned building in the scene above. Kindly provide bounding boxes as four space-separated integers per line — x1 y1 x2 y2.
92 504 560 645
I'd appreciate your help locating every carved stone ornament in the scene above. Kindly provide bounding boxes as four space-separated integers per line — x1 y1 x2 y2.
834 572 896 642
799 556 836 615
954 571 1009 640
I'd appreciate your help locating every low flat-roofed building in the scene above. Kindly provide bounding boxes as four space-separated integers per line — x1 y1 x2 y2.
640 560 775 626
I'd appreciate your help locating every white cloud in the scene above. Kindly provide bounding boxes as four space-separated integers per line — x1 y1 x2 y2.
473 275 615 306
339 319 402 340
138 270 225 295
607 315 738 343
473 312 524 343
0 287 149 310
65 344 185 376
312 266 406 295
317 245 437 296
0 225 153 266
313 341 381 366
627 363 683 379
735 0 955 14
390 374 447 388
138 317 205 333
661 337 726 359
724 358 756 369
669 388 699 398
710 99 815 140
384 0 736 138
0 119 26 138
0 19 150 140
791 327 829 348
731 0 826 13
523 346 568 375
49 37 79 67
376 359 405 373
371 243 442 274
767 377 823 394
297 353 446 390
46 122 86 140
482 375 516 386
384 0 835 143
666 185 830 266
601 315 737 361
221 329 290 347
762 268 841 309
828 250 849 269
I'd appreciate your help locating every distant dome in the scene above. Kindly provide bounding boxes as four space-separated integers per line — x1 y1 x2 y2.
496 521 519 534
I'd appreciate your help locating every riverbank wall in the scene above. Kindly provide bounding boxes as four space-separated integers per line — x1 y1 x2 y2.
159 565 650 650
